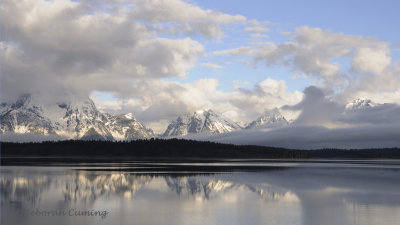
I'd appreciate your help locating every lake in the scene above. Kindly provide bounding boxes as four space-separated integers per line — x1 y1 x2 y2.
2 160 400 225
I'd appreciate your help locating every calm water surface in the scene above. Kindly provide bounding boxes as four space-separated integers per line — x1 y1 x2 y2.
1 160 400 225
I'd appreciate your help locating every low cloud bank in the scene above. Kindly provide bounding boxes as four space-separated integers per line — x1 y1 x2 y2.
1 133 67 143
188 124 400 150
2 124 399 149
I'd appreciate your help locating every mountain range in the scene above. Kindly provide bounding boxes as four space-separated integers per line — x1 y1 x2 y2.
0 94 153 140
0 95 376 140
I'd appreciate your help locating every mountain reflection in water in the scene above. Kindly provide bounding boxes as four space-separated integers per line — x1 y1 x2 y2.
2 162 400 225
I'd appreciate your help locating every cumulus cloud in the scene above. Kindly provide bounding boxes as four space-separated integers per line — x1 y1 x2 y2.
243 20 270 38
346 90 400 105
244 26 269 34
2 0 399 148
283 85 400 127
283 86 343 127
230 78 303 120
0 0 299 133
130 0 246 38
252 26 400 104
351 47 391 74
93 78 230 129
92 77 303 133
201 63 223 69
0 0 244 102
344 63 400 103
213 46 253 56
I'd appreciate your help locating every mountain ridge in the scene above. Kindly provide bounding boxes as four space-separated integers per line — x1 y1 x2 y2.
1 94 153 140
245 108 289 129
162 109 242 137
2 95 380 140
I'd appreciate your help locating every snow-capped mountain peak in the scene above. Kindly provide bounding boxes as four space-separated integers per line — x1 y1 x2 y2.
124 113 134 120
345 98 377 110
163 109 242 137
246 108 289 129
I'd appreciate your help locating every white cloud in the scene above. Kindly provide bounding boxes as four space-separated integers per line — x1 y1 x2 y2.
255 26 390 80
244 26 269 33
339 103 400 125
351 47 391 74
130 0 246 38
94 78 229 130
192 123 400 149
230 78 303 121
244 19 270 34
213 47 253 56
251 26 399 105
93 77 302 133
201 63 223 69
1 0 243 102
130 38 204 78
2 0 399 146
180 85 400 149
347 90 400 105
284 86 343 127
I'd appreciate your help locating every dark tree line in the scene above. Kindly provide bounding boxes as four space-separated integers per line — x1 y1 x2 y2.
1 139 400 162
1 139 307 159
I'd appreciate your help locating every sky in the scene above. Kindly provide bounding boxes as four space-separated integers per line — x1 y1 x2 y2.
1 0 400 143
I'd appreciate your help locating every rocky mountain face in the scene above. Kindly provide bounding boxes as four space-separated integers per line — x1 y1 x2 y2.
104 113 154 140
245 108 289 129
0 94 153 140
1 94 56 135
163 109 242 137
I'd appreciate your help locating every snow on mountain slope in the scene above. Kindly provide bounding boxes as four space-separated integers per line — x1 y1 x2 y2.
55 98 113 140
245 108 289 129
163 109 242 137
105 113 154 140
1 94 56 135
1 94 153 140
345 98 377 110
